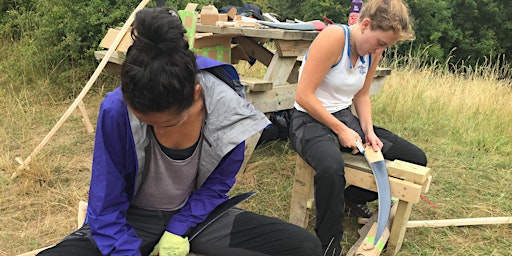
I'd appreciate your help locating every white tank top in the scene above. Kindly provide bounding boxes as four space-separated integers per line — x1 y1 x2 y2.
294 25 371 113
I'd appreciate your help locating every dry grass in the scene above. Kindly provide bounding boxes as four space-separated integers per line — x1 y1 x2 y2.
1 47 511 255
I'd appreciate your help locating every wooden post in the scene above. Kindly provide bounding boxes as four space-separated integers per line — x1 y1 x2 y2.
12 0 151 178
288 156 315 228
385 200 413 256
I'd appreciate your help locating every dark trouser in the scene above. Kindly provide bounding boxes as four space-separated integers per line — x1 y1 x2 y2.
289 108 427 254
37 207 322 256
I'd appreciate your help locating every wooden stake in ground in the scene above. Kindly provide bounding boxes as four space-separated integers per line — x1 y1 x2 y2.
12 0 151 178
407 217 512 228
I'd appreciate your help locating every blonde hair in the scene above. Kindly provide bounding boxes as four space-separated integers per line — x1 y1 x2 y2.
359 0 415 41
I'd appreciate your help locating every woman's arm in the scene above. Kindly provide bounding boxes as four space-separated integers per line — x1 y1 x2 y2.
165 142 245 236
353 52 383 151
88 90 142 256
295 25 362 148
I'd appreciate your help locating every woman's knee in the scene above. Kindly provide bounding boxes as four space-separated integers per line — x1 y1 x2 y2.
313 156 345 178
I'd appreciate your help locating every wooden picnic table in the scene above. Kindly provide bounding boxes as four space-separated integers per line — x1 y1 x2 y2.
193 24 390 113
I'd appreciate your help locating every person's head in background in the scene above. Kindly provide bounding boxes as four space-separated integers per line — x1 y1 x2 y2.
351 0 414 56
120 7 200 127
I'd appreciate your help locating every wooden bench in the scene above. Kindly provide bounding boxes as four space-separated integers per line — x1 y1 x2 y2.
289 153 432 256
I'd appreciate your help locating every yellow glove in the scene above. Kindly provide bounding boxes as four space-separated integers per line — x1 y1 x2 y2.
150 231 190 256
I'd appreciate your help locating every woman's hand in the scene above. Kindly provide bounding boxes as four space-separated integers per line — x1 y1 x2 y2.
337 127 363 150
365 132 383 152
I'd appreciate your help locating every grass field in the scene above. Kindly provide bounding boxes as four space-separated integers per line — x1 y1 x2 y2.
1 43 511 255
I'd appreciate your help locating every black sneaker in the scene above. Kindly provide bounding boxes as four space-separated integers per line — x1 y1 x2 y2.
345 201 373 219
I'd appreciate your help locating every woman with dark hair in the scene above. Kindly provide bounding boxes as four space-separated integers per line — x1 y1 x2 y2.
38 7 322 256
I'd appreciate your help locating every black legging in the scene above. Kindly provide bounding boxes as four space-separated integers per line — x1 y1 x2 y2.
37 207 322 256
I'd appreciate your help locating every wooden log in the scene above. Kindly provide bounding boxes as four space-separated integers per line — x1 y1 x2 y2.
407 217 512 228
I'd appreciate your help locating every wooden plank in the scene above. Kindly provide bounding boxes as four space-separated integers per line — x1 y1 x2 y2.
375 68 391 77
230 44 250 64
347 200 398 256
240 77 273 92
287 60 301 84
233 36 273 66
345 167 423 203
422 175 432 193
77 201 88 229
355 223 391 256
196 24 319 41
94 50 125 65
348 211 379 255
274 39 311 57
246 84 297 113
343 153 431 187
407 217 512 228
77 100 94 133
264 54 297 85
385 200 413 256
387 160 431 184
239 131 262 176
16 246 53 256
288 156 315 227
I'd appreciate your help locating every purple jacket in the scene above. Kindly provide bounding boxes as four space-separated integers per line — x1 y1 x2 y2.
86 58 270 255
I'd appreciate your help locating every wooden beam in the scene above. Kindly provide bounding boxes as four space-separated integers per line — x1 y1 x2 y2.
264 54 297 85
240 77 273 92
246 84 297 113
407 217 512 228
387 160 431 184
347 200 399 255
16 246 53 256
239 131 262 175
274 39 310 57
343 153 430 186
385 200 413 256
77 201 88 229
288 156 315 227
196 24 319 41
345 166 423 203
355 223 391 256
233 36 273 67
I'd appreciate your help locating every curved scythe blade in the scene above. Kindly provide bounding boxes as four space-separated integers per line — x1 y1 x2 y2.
356 140 391 245
370 161 391 245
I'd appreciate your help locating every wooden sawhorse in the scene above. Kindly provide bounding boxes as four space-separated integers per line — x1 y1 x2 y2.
288 153 432 256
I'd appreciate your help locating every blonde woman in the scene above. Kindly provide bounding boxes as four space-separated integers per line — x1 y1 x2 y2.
289 0 427 254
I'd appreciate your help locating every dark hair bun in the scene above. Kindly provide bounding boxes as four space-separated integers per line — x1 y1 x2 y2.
131 7 189 58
